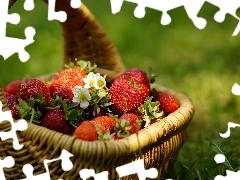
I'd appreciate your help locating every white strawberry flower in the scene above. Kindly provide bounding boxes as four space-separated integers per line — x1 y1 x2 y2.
94 73 106 89
83 72 106 89
83 72 95 89
72 86 91 109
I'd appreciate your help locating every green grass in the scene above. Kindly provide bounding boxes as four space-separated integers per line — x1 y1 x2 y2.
2 1 240 179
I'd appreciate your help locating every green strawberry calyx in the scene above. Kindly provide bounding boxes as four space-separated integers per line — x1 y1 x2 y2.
64 59 97 74
138 96 164 127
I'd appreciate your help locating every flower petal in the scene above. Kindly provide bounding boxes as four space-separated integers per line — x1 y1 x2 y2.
80 101 89 109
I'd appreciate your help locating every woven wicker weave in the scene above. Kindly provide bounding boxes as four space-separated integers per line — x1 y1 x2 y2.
1 0 195 179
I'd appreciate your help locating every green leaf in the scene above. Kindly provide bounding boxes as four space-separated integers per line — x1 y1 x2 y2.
15 99 32 119
169 158 191 171
67 109 79 120
27 98 35 107
67 102 79 109
206 138 234 171
65 108 87 128
62 99 68 115
15 97 44 123
26 106 42 123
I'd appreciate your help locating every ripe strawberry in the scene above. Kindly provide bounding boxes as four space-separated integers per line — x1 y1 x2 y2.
4 80 23 96
3 92 14 98
5 95 20 119
112 135 120 140
50 68 85 93
120 113 140 132
115 68 149 85
73 121 98 141
51 88 74 104
39 109 75 135
19 78 51 104
109 78 149 114
91 115 116 134
116 113 141 136
113 68 150 100
126 68 151 98
139 83 150 99
155 91 180 115
73 115 116 141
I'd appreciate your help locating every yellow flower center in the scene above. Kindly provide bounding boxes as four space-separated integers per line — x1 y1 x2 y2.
89 79 94 86
78 92 87 101
97 80 105 88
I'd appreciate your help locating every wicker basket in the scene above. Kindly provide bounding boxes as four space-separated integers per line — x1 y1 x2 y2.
1 0 195 179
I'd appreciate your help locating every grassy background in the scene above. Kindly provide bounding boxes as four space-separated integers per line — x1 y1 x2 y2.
2 0 240 179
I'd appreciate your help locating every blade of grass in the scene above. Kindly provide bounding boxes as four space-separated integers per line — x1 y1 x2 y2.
206 138 234 171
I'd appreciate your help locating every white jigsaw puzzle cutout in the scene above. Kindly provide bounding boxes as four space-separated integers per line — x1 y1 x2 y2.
110 0 240 36
24 0 35 11
0 101 28 150
79 169 109 180
212 83 240 179
231 83 240 96
215 170 240 180
0 156 15 180
116 159 158 180
0 99 75 180
0 0 35 62
48 0 81 22
2 0 240 179
79 159 158 180
213 152 239 180
0 0 82 62
20 149 74 180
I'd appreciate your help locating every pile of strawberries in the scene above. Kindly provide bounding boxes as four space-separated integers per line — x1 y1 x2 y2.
3 60 180 141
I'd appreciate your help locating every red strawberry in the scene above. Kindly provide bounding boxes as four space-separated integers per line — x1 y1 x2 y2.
73 115 116 141
91 115 116 134
115 68 149 85
73 121 98 141
113 68 150 100
139 83 150 99
155 91 180 115
4 80 23 96
50 68 85 93
51 88 74 104
39 109 75 135
19 78 51 104
112 135 120 140
3 92 14 98
120 113 140 133
116 113 141 136
109 78 149 114
5 95 20 119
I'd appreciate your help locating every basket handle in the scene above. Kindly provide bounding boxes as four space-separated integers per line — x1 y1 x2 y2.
8 0 126 82
8 0 16 9
0 87 9 112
